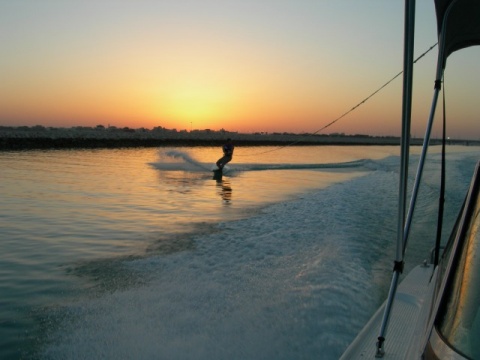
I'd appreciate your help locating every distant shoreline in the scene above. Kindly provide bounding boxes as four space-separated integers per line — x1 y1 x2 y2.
1 126 478 150
1 137 405 150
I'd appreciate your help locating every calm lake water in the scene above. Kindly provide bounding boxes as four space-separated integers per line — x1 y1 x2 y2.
0 145 478 359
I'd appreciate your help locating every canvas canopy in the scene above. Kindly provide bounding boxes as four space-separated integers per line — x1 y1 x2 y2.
434 0 480 62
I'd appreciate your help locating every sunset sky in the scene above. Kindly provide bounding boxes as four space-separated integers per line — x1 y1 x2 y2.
1 1 479 138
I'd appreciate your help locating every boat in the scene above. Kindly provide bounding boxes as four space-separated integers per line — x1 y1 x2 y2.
340 1 480 359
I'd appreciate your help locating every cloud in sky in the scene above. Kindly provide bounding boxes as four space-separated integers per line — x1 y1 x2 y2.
1 1 479 138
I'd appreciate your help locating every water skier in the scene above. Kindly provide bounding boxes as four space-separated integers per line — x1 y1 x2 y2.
216 138 234 170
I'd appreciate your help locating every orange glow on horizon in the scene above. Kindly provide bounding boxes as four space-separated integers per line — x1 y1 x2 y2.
1 2 479 139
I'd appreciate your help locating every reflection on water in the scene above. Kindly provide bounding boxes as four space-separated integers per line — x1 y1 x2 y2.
157 169 206 189
217 180 233 204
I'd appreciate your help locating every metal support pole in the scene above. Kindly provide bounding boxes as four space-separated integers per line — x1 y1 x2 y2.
375 0 415 356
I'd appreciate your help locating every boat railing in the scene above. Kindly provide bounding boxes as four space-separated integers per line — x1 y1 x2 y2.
426 161 480 359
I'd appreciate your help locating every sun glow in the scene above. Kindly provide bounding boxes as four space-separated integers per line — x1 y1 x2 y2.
159 84 231 128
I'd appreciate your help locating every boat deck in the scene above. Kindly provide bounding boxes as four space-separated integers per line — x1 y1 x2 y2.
341 263 437 359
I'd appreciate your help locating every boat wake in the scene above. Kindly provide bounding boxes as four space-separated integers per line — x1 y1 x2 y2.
149 149 375 175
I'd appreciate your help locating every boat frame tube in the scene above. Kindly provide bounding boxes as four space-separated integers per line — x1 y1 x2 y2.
375 0 453 356
375 0 416 356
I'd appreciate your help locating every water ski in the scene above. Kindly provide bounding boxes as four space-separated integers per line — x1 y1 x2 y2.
212 168 223 181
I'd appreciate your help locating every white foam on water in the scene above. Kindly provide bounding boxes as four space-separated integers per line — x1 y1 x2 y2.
151 149 373 176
